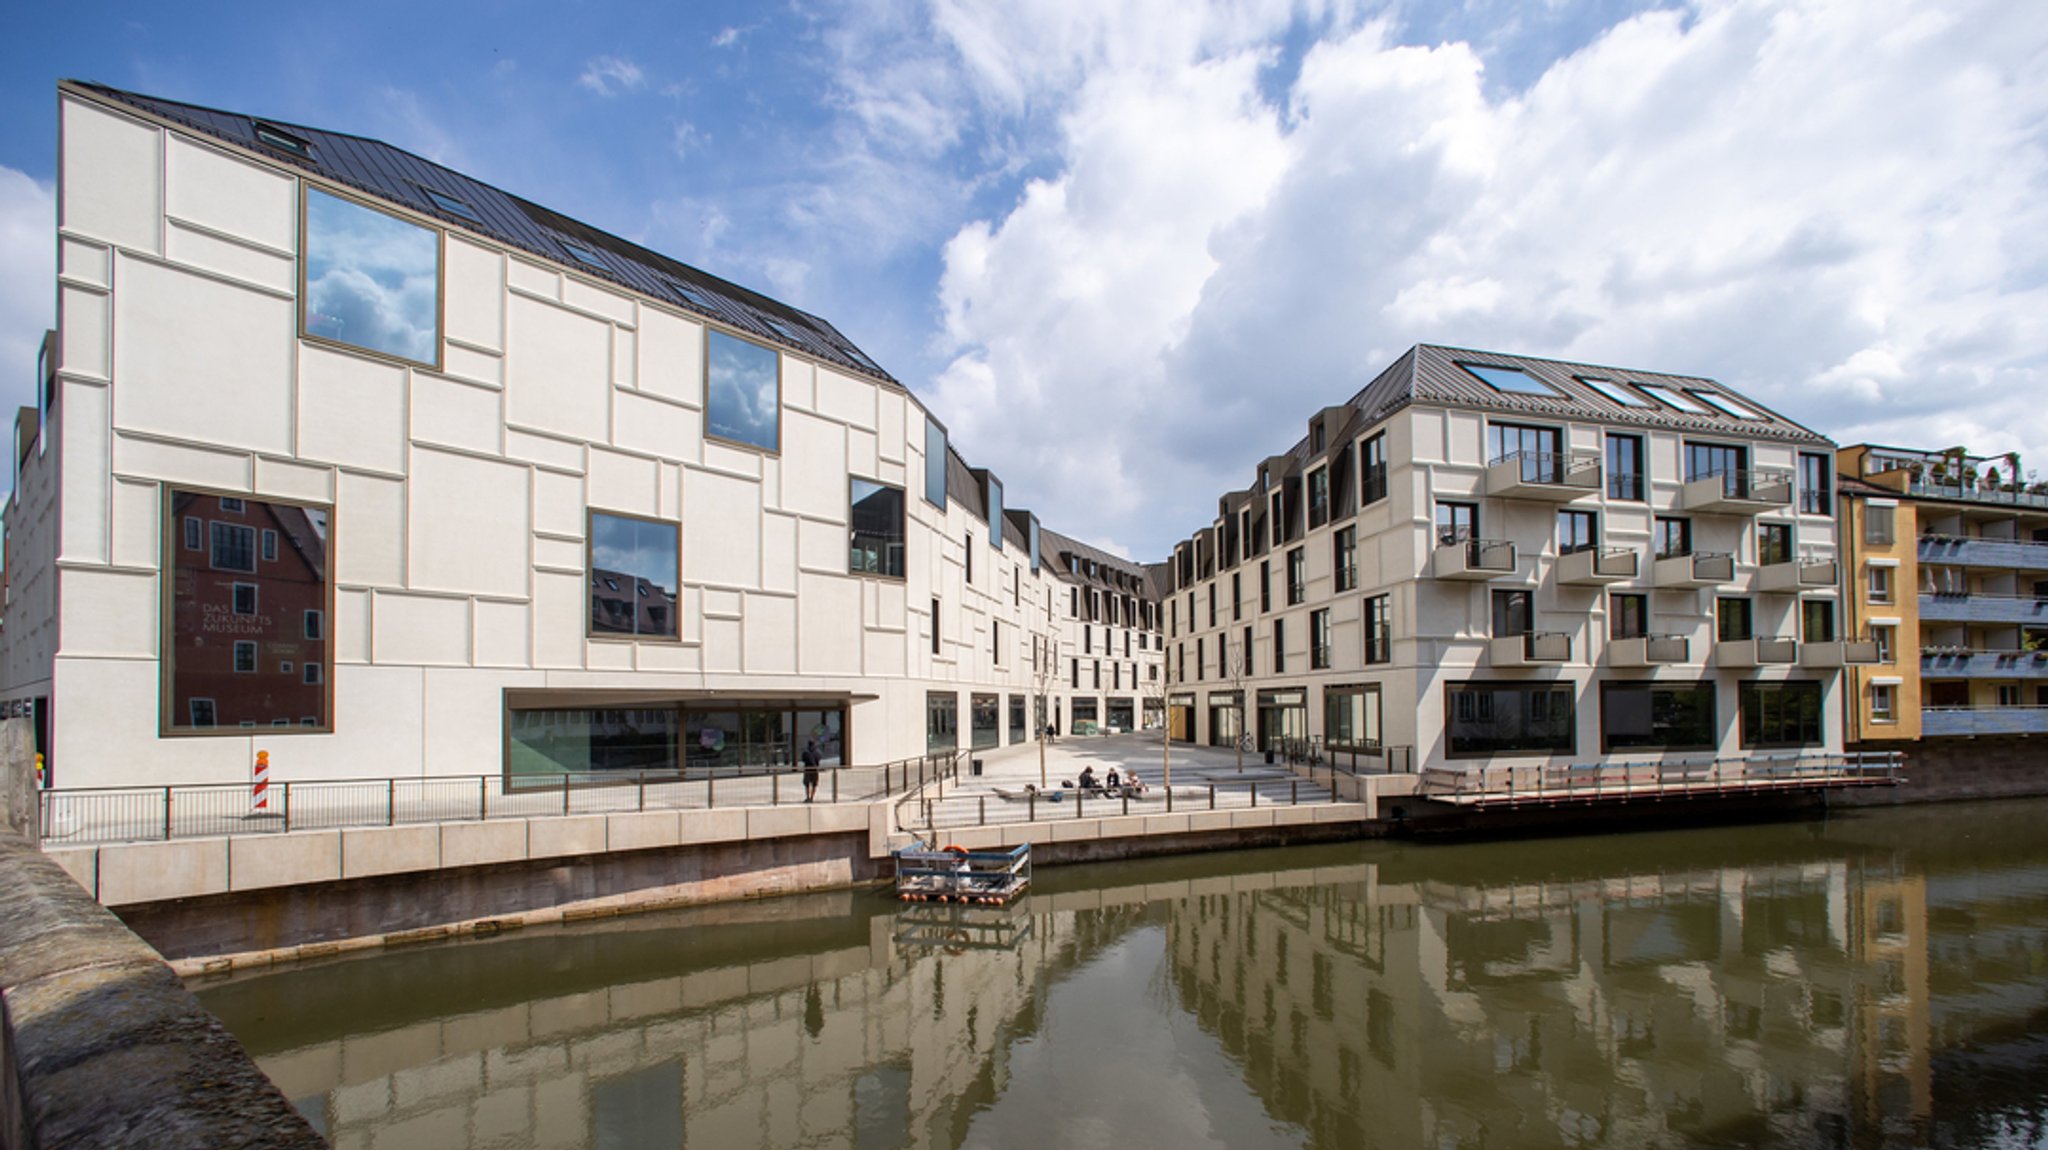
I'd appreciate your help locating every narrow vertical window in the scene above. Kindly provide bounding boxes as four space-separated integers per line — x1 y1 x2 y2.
932 598 942 655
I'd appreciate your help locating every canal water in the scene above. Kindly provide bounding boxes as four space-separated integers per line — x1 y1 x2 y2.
196 799 2048 1149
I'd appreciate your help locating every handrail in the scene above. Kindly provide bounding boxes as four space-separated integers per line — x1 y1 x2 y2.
1418 750 1904 805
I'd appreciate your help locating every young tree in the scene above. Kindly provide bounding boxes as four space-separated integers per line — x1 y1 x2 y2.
1224 634 1252 772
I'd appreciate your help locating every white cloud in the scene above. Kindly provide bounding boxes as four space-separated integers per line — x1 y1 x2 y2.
0 167 55 498
578 55 646 97
916 0 2048 557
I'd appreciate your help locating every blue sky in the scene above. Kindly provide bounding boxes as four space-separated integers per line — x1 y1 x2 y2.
4 1 2046 560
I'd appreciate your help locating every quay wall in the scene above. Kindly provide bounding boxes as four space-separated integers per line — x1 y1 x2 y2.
1836 737 2048 806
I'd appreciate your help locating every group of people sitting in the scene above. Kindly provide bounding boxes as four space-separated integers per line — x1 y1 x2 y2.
1076 765 1147 798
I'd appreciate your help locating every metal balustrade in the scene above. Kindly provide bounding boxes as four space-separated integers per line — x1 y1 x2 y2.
1419 751 1903 808
40 753 958 847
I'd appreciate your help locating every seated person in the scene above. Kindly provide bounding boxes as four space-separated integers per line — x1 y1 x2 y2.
1124 773 1146 797
1105 768 1121 789
1078 766 1099 791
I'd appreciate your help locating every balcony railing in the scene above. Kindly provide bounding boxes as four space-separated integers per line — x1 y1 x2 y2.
1715 636 1798 667
1653 550 1735 587
1609 634 1691 666
1917 534 2048 572
1922 705 2048 737
1557 546 1637 585
1489 631 1573 666
1800 639 1881 667
1681 468 1795 514
1434 537 1518 580
1908 478 2048 511
1419 751 1902 808
1758 557 1838 593
1485 450 1602 502
1920 649 2048 680
1918 592 2048 626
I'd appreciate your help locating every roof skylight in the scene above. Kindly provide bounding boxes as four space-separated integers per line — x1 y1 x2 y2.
1460 363 1559 396
422 188 482 225
559 239 605 269
253 123 311 159
1633 384 1713 414
1687 389 1768 421
1576 376 1653 408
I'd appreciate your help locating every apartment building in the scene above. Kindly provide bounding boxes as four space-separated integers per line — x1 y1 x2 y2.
0 81 1159 790
1163 345 1861 772
1837 445 2048 742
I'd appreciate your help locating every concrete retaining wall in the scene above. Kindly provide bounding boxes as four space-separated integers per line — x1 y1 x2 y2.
0 834 324 1149
1837 737 2048 806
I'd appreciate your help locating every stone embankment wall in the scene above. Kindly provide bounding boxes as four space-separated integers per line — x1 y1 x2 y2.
1838 736 2048 806
0 834 325 1149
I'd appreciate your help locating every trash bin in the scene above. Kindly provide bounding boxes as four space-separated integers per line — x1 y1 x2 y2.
1264 749 1275 765
971 758 984 776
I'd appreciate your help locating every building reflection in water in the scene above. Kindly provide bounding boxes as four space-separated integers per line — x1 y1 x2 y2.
197 804 2048 1149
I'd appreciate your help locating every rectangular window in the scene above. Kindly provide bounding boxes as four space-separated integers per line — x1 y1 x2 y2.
303 663 323 686
261 529 278 563
849 479 906 577
1866 503 1897 545
165 492 330 735
1655 516 1692 559
1273 618 1286 674
303 188 440 365
991 620 1002 664
1998 684 2022 707
1717 597 1753 642
927 691 959 754
1800 453 1833 515
1446 683 1575 756
1436 502 1477 546
1797 599 1832 643
1867 565 1894 604
1740 682 1823 748
932 598 943 656
1286 547 1306 606
1334 527 1357 592
705 330 781 452
211 521 257 572
1364 595 1390 664
1233 572 1244 621
1260 561 1272 612
1557 510 1598 555
1491 589 1533 636
1310 609 1331 669
986 476 1004 551
589 512 680 639
1871 624 1895 664
964 533 974 583
1685 441 1750 496
183 516 202 551
1243 625 1255 677
1208 584 1217 628
970 693 1000 750
1609 593 1647 641
1602 682 1717 752
1487 423 1564 481
924 419 948 507
1871 683 1896 722
1758 523 1792 566
1606 434 1645 501
1196 639 1206 682
1307 467 1330 530
1361 433 1388 505
304 609 323 641
1325 685 1382 750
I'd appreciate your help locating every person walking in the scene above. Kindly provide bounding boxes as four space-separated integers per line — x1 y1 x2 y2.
801 740 822 802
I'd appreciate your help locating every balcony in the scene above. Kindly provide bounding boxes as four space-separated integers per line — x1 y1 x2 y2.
1556 546 1637 585
1489 631 1573 666
1434 538 1518 580
1485 450 1601 503
1653 550 1735 588
1918 593 2048 626
1922 706 2048 737
1758 558 1838 593
1800 639 1880 667
1908 478 2048 512
1917 535 2048 572
1715 636 1798 667
1681 469 1795 515
1920 649 2048 680
1609 634 1690 666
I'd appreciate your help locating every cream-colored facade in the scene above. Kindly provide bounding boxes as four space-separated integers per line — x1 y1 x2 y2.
1165 347 1859 773
0 83 1159 790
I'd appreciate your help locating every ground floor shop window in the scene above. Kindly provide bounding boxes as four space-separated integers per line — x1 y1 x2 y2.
1324 685 1381 750
509 709 678 781
1107 697 1134 731
1446 682 1575 757
1009 694 1027 743
928 692 959 754
1072 697 1100 733
505 702 844 785
164 490 331 734
1257 688 1308 753
1207 691 1242 748
1169 692 1197 742
1740 681 1823 748
1601 682 1716 752
971 693 1000 749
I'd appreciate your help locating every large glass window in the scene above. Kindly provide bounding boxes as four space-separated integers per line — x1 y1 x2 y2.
1717 597 1753 642
1447 682 1575 756
1364 595 1391 664
1799 453 1832 515
1009 694 1027 743
303 189 440 365
986 476 1004 551
1558 510 1598 555
589 513 680 639
970 693 1000 749
1491 589 1533 636
1310 609 1331 669
1487 423 1563 481
1609 593 1648 641
1802 598 1836 642
1307 467 1330 529
1602 682 1717 752
1740 682 1824 748
924 419 948 507
164 492 330 734
1866 503 1896 545
1437 502 1477 546
1758 522 1792 566
1606 434 1644 501
1324 685 1382 750
1207 691 1242 749
849 479 906 578
1334 526 1358 592
1655 516 1692 559
1361 434 1388 505
1685 441 1749 496
927 691 959 754
509 708 678 780
705 330 780 451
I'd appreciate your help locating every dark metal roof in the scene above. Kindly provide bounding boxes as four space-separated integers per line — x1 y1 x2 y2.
1039 527 1156 596
70 81 895 386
